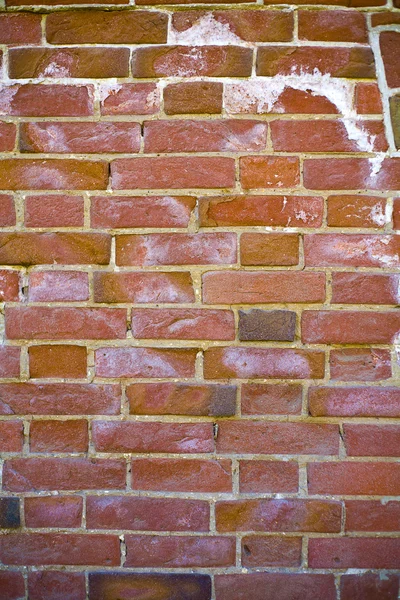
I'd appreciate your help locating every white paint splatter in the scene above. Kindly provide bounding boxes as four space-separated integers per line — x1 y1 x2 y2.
99 82 123 103
170 13 243 46
369 202 387 226
0 85 18 115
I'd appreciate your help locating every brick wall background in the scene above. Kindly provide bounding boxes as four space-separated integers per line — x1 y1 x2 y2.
0 0 399 598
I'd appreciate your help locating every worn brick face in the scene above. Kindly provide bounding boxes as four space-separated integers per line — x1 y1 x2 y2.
0 0 397 595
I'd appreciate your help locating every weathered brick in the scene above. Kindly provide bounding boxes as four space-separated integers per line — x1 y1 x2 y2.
0 122 16 152
25 496 83 528
86 496 209 531
241 383 302 415
21 122 141 153
6 307 127 340
215 574 336 600
28 572 86 600
0 84 94 117
93 421 213 453
30 419 88 452
116 233 237 266
327 195 387 227
131 46 252 77
132 458 231 492
144 119 267 153
131 308 234 340
380 31 400 88
0 572 25 600
240 233 300 266
216 498 341 532
3 458 126 491
240 156 300 189
340 573 400 600
0 13 42 44
343 424 400 457
345 501 400 532
203 272 325 304
29 271 89 302
0 383 121 415
89 574 211 600
355 82 383 114
305 234 400 267
308 462 400 495
309 538 400 569
9 48 130 79
199 195 323 227
330 348 391 381
241 536 302 567
298 10 367 42
238 309 296 341
46 11 168 43
309 386 400 417
303 158 400 190
331 272 399 305
95 347 196 378
239 460 299 492
390 94 400 149
0 270 20 301
394 198 400 229
0 346 20 378
0 195 16 226
100 83 159 116
0 420 23 451
164 82 222 114
127 382 237 417
29 345 87 378
0 497 20 528
0 160 108 190
91 195 195 229
25 195 84 228
111 157 235 189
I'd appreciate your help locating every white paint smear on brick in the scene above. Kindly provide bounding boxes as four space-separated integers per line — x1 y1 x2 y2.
169 13 244 46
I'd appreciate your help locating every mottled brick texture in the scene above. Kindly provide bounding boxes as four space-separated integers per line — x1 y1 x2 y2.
0 1 399 599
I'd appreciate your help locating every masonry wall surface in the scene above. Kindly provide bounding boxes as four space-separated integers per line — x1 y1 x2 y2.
0 0 399 598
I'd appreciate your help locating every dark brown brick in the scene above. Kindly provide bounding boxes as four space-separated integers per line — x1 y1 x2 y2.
239 310 296 341
89 573 212 599
0 498 20 529
390 95 400 150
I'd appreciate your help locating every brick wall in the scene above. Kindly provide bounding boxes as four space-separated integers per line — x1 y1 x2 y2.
0 0 399 598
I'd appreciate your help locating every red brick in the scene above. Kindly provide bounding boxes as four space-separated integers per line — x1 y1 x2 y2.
91 195 195 229
116 233 237 266
240 233 299 266
131 46 252 77
380 31 400 88
305 234 400 267
204 347 325 379
340 573 399 600
271 120 386 152
309 386 400 418
298 10 367 42
241 383 302 415
330 348 391 381
28 572 86 600
95 347 196 378
0 13 42 44
127 382 236 417
0 533 120 566
0 420 23 452
144 119 267 153
309 537 400 569
241 536 302 567
257 46 374 77
216 422 337 455
25 496 83 528
327 195 387 227
0 383 121 415
0 270 19 301
215 573 336 600
0 195 16 226
86 496 209 531
21 122 141 153
343 424 400 457
345 501 400 532
0 159 108 191
308 462 400 495
9 48 129 79
0 122 16 152
125 535 235 568
0 347 20 378
199 195 323 227
0 84 94 117
100 82 159 115
131 308 234 340
46 11 167 43
302 310 400 344
331 272 399 305
94 271 195 304
239 460 299 493
0 572 25 600
216 498 341 532
263 0 385 4
29 271 89 302
303 158 400 190
372 12 400 25
132 458 231 492
25 194 84 227
6 307 126 340
111 157 235 189
92 421 213 453
240 156 300 189
203 271 325 304
164 82 222 114
29 345 87 379
9 0 128 4
89 574 211 600
3 457 126 491
172 10 293 42
30 419 88 452
355 82 383 114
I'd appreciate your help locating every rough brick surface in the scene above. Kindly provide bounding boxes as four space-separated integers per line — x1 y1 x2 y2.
0 1 398 596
